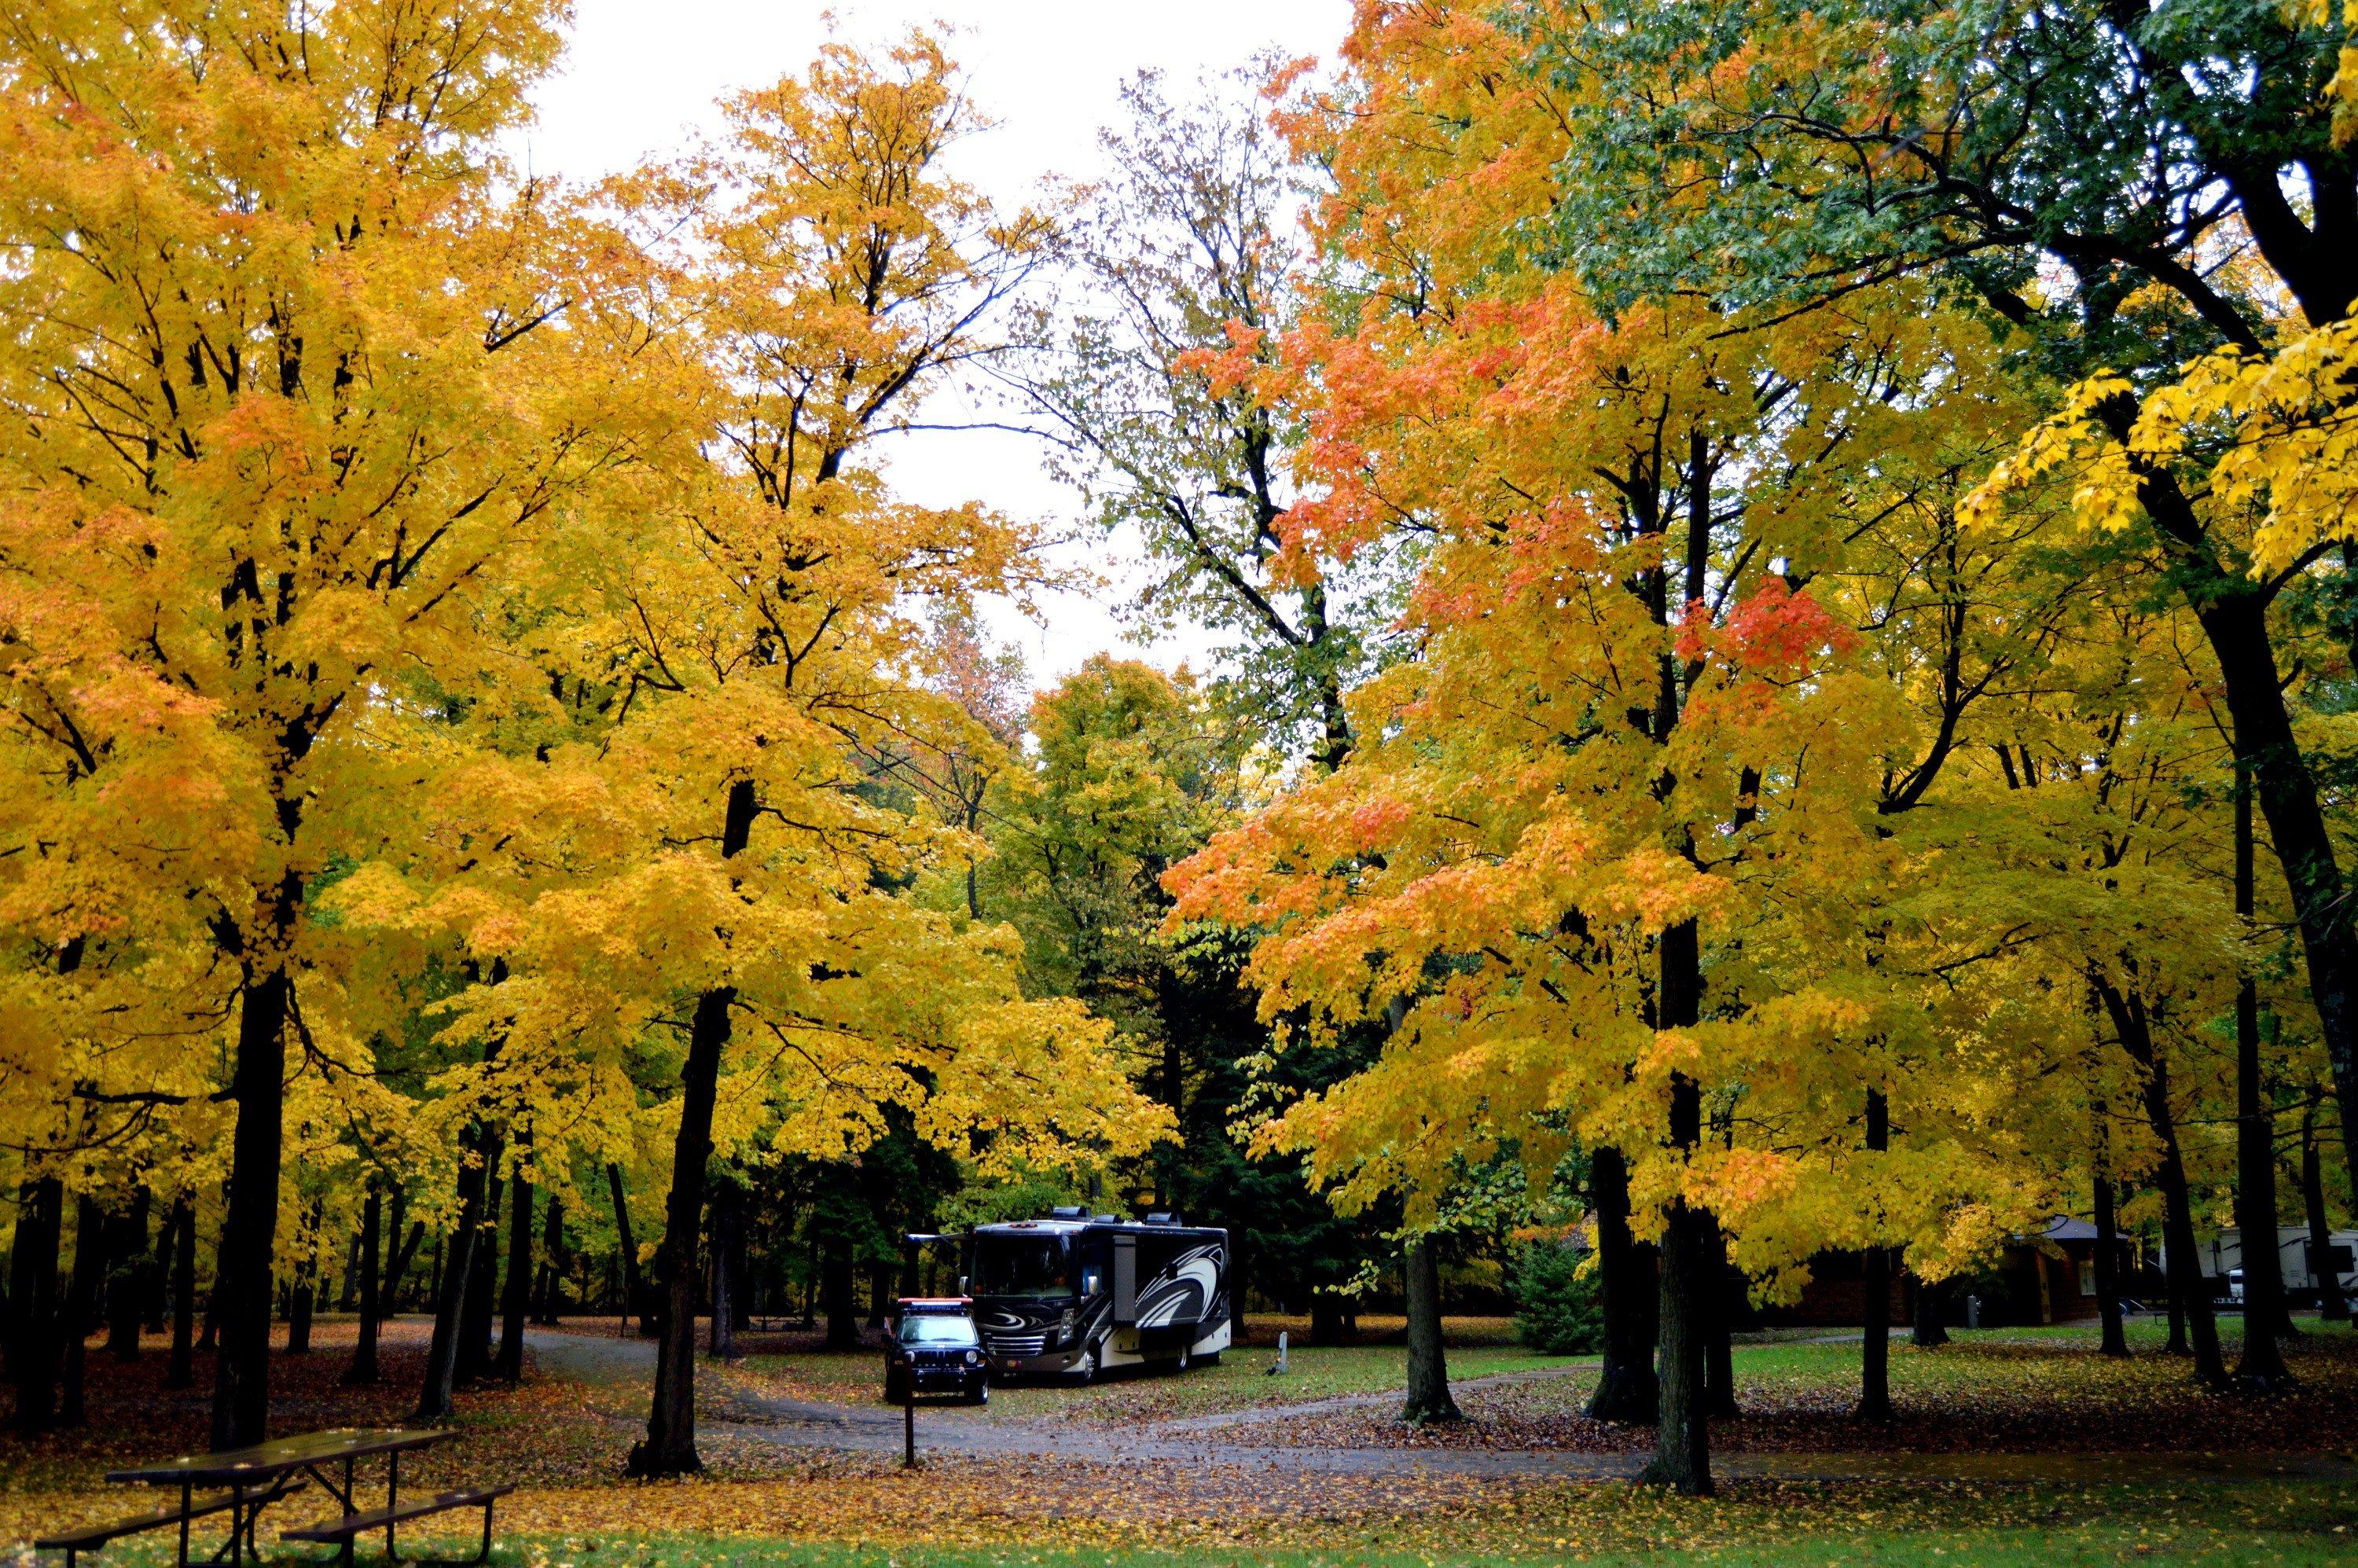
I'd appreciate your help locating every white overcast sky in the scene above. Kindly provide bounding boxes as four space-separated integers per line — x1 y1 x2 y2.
516 0 1355 689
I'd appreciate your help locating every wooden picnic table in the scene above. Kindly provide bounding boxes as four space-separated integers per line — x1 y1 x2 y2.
99 1428 458 1568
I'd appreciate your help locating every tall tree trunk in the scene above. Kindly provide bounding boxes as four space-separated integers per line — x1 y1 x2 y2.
2092 1172 2129 1357
607 1164 643 1336
2301 1095 2349 1322
1858 1089 1893 1422
709 1183 738 1361
1401 1234 1460 1423
2097 975 2225 1383
413 1128 498 1424
145 1200 173 1336
165 1195 196 1390
1644 918 1713 1496
2234 770 2290 1387
1701 1215 1736 1419
212 967 292 1449
381 1186 417 1309
1584 1146 1658 1423
628 981 735 1478
9 1178 63 1433
107 1188 149 1361
345 1185 381 1385
534 1194 564 1326
336 1231 362 1313
2118 457 2358 1216
496 1170 532 1383
823 1238 858 1351
456 1158 505 1383
286 1198 322 1356
59 1195 105 1427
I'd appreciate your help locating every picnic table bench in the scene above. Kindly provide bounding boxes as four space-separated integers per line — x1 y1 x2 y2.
37 1428 509 1568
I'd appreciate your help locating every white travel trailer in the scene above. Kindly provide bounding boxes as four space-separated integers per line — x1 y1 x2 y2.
2165 1228 2357 1305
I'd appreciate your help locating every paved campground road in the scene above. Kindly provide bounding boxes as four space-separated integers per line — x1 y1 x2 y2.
520 1329 2355 1486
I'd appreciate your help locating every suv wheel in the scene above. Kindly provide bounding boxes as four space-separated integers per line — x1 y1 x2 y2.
970 1379 990 1406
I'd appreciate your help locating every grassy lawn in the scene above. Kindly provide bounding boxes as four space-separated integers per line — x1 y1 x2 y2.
39 1476 2358 1566
725 1338 1561 1425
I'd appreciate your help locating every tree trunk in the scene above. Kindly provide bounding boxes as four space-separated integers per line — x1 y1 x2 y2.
382 1187 418 1310
2097 975 2225 1383
9 1178 63 1433
107 1188 149 1361
1646 1202 1714 1495
1701 1214 1736 1419
1401 1234 1460 1423
2233 770 2290 1387
2301 1096 2349 1321
1585 1146 1659 1423
456 1155 505 1383
165 1195 196 1390
607 1164 643 1337
1912 1274 1950 1348
1308 1293 1351 1346
413 1127 498 1424
345 1186 380 1385
287 1199 323 1357
2125 465 2358 1217
534 1194 564 1325
1858 1089 1893 1422
59 1195 105 1427
708 1183 738 1361
211 966 292 1450
2092 1172 2128 1357
823 1238 858 1351
2153 1118 2225 1383
495 1170 532 1383
336 1231 362 1314
145 1202 173 1336
629 981 734 1478
1643 912 1713 1496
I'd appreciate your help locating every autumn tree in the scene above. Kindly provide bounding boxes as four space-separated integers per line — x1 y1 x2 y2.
0 0 654 1446
1530 0 2358 1213
1015 65 1407 771
333 31 1173 1476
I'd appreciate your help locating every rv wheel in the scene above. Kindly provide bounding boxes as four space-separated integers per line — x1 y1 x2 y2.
1072 1346 1099 1386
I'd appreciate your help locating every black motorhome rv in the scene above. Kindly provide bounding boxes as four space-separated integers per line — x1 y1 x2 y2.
963 1210 1229 1381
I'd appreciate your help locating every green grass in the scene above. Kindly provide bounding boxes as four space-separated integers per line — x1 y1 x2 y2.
69 1478 2345 1568
729 1340 1561 1425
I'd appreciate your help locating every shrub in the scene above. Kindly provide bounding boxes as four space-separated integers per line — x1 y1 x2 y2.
1514 1239 1603 1355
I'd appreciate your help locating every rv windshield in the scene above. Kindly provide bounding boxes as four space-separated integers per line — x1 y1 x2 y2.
972 1235 1071 1298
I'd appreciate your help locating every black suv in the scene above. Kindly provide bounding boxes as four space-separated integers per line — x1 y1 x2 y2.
884 1298 988 1405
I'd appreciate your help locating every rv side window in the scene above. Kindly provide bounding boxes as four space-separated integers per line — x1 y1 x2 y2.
973 1236 1071 1298
1082 1266 1104 1297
